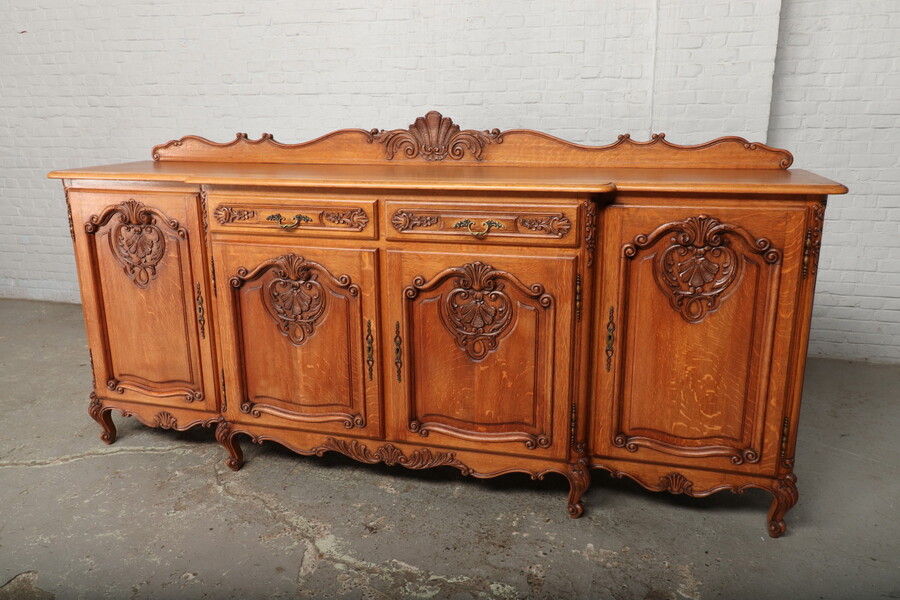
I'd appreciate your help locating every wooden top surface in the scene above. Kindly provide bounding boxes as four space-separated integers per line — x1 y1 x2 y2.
48 112 847 195
49 160 846 195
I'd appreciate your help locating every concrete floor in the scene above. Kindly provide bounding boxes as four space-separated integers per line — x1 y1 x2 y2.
0 299 897 600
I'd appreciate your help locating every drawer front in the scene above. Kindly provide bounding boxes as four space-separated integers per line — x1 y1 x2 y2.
384 200 581 247
208 195 377 239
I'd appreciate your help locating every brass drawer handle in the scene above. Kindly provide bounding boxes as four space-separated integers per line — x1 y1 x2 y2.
453 218 503 238
266 213 313 229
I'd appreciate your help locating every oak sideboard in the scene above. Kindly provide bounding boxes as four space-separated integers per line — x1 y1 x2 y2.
50 112 846 537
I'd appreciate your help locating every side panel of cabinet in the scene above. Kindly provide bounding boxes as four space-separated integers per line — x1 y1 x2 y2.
385 249 577 460
593 201 807 475
213 239 381 436
70 189 216 411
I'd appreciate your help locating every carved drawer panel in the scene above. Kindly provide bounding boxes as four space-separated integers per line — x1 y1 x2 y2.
208 194 377 239
384 200 581 247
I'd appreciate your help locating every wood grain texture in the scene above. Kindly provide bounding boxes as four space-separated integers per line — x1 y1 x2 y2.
56 116 848 537
47 162 848 195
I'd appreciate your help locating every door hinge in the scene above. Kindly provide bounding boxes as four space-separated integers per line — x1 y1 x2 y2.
570 402 577 448
780 416 790 459
88 348 97 389
199 189 209 236
605 306 616 372
365 320 375 381
195 283 206 339
802 229 812 278
64 188 76 244
575 275 582 321
394 321 403 382
210 257 217 296
220 369 227 413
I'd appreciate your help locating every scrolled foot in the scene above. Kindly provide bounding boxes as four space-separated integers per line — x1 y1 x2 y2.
767 473 798 538
565 458 590 519
88 393 117 445
215 419 243 471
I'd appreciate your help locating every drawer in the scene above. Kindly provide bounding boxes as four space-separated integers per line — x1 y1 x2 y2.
208 195 377 239
384 200 581 247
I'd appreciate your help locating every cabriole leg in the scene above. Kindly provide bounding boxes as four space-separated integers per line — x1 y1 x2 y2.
767 473 799 538
565 458 590 518
87 393 117 444
215 419 244 471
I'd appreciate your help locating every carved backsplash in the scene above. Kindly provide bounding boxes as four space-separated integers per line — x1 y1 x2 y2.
152 112 794 169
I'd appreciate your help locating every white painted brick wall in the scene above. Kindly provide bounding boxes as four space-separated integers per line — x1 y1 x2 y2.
767 0 900 363
0 0 658 303
1 0 897 363
652 0 782 142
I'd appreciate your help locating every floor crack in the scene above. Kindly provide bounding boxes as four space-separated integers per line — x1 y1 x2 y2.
0 444 205 469
208 459 520 599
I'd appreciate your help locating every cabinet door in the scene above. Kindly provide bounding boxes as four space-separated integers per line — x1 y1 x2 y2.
71 190 215 410
594 204 807 473
386 250 577 460
214 241 380 434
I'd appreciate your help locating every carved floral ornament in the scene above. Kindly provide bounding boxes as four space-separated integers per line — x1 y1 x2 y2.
623 215 782 323
322 207 369 230
214 205 256 225
229 254 359 346
391 210 440 232
314 438 474 475
84 199 187 288
405 261 552 361
516 214 572 237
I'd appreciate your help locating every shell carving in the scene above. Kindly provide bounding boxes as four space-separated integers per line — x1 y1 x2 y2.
441 262 514 361
84 199 187 289
113 216 165 288
623 215 782 323
229 254 359 347
657 218 739 323
371 111 501 161
264 256 328 346
405 261 552 362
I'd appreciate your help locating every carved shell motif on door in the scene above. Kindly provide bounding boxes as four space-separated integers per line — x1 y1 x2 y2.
84 199 187 288
405 261 553 361
623 215 782 323
229 253 360 345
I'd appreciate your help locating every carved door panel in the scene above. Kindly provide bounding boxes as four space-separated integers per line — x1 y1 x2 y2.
214 241 380 435
594 204 807 473
70 190 215 410
386 250 577 460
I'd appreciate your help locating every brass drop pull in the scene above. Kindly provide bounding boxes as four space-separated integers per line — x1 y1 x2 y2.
453 218 503 238
267 213 313 229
